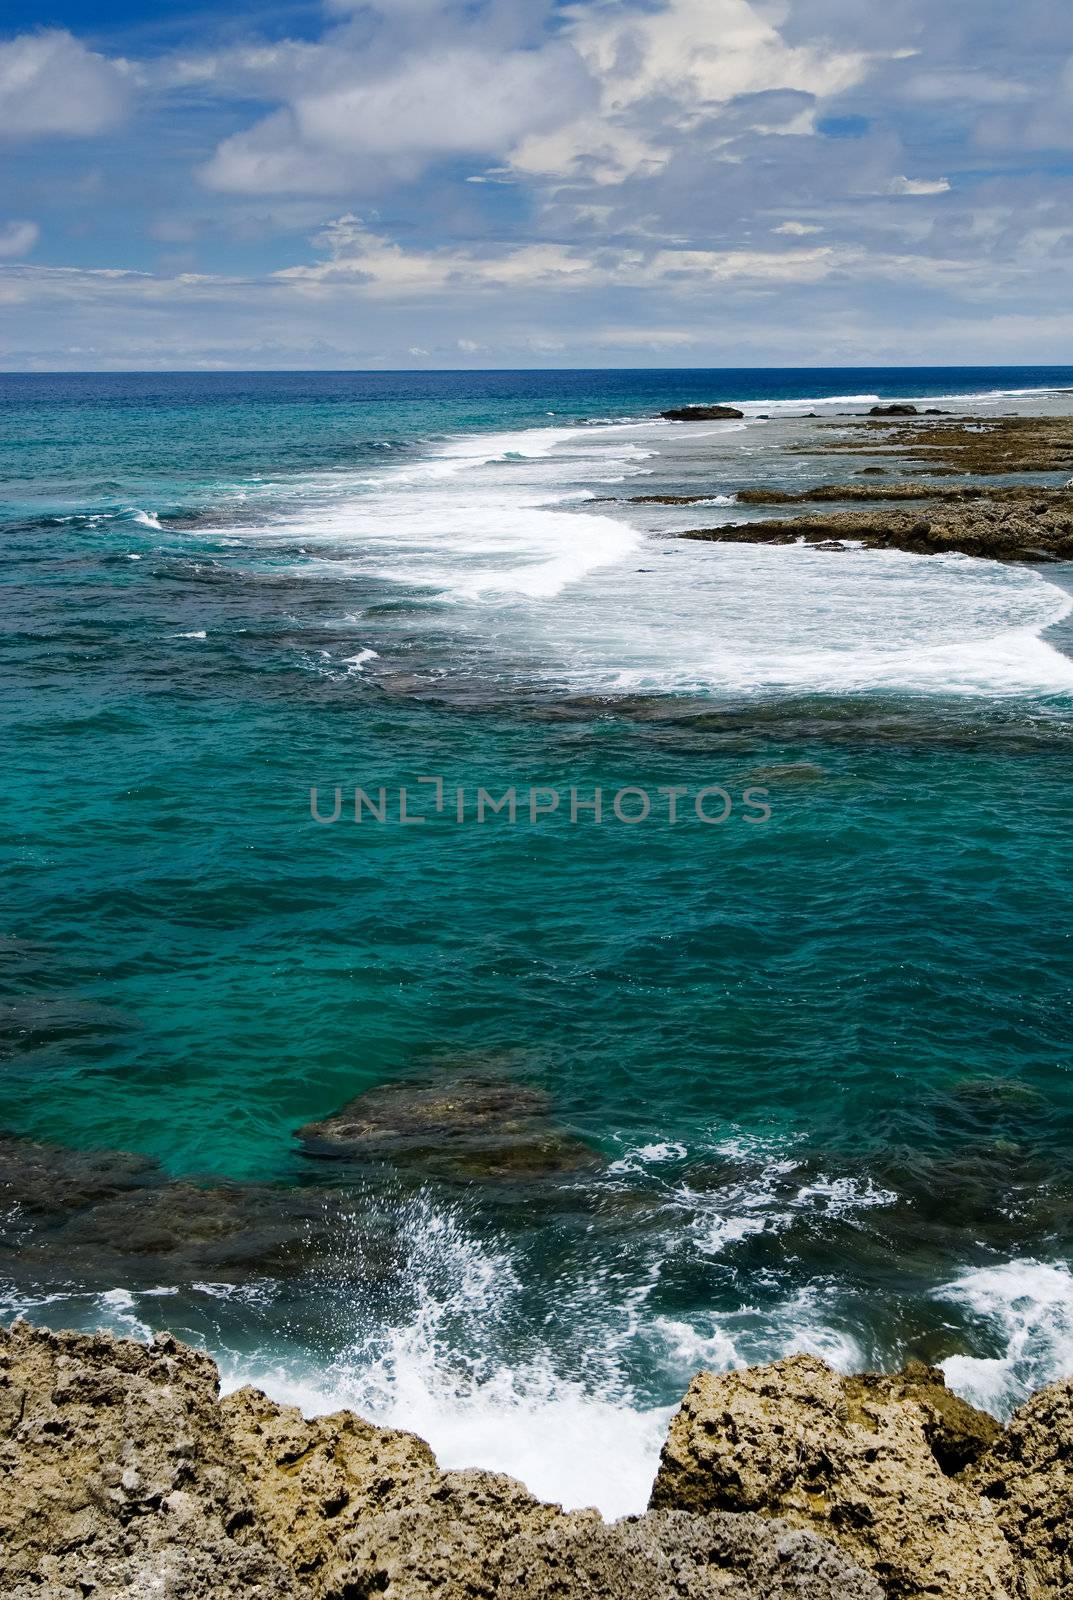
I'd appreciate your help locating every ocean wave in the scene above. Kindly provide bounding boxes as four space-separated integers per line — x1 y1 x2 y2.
937 1259 1073 1416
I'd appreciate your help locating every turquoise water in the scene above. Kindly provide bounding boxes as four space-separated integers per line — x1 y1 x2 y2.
3 369 1073 1513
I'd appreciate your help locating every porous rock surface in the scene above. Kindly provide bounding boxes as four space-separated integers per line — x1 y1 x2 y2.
0 1321 880 1600
649 1354 1022 1600
969 1373 1073 1600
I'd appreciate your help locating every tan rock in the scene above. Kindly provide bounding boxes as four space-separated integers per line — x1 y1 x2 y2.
648 1353 1016 1600
499 1508 885 1599
1 1323 882 1600
972 1375 1073 1599
0 1319 299 1598
221 1383 561 1597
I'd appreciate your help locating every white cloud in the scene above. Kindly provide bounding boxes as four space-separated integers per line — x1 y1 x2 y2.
202 37 592 194
271 212 853 296
0 30 129 139
511 0 867 182
773 220 822 235
198 0 870 195
0 219 39 257
887 175 952 195
903 69 1032 105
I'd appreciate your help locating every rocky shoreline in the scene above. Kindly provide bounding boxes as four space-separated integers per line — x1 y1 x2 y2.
661 412 1073 562
2 1320 1069 1600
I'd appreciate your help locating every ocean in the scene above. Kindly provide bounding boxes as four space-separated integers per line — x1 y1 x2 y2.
3 367 1073 1517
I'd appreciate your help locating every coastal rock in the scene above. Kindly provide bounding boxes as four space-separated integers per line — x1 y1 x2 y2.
499 1509 885 1599
805 413 1073 475
680 495 1073 561
0 1319 299 1599
0 1322 883 1600
225 1386 881 1598
222 1383 560 1598
869 404 919 416
660 405 745 421
296 1069 603 1182
649 1353 1016 1600
971 1375 1073 1598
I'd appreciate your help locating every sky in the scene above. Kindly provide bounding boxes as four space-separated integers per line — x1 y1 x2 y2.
2 0 1073 369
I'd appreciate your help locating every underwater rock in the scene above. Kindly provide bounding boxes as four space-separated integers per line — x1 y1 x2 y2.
296 1070 603 1182
0 1131 387 1290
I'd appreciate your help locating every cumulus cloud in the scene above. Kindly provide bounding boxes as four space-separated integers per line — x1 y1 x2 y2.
197 0 873 195
201 4 593 194
0 219 39 257
0 30 129 139
6 0 1073 366
510 0 865 183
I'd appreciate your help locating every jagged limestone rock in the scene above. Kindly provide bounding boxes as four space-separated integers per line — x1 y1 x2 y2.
649 1353 1016 1600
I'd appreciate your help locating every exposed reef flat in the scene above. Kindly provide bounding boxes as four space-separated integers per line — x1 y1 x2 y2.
3 1322 1071 1599
654 411 1073 561
797 413 1073 475
680 503 1073 561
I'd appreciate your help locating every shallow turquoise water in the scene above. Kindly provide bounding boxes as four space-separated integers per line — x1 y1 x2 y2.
4 369 1073 1513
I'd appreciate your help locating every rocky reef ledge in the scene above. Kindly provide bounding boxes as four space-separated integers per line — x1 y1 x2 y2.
668 412 1073 562
2 1323 1070 1600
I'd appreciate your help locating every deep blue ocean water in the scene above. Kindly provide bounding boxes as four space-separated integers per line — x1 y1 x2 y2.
3 368 1073 1512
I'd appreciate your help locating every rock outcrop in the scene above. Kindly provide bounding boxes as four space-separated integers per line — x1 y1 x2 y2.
0 1319 300 1599
649 1355 1016 1600
3 1323 1071 1600
970 1374 1073 1599
680 499 1073 561
0 1322 881 1600
660 405 745 421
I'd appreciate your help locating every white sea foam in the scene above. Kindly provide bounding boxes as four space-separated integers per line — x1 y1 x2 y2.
9 1207 1069 1517
342 648 379 671
736 393 882 411
679 1161 896 1259
521 538 1073 700
214 1196 671 1519
936 1259 1073 1416
199 410 1073 701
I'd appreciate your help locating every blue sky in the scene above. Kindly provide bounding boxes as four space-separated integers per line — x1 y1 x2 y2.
2 0 1072 368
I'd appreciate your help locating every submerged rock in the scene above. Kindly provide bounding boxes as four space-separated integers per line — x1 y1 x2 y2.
0 1322 882 1600
649 1354 1017 1600
296 1070 603 1182
660 405 745 421
0 1130 388 1291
